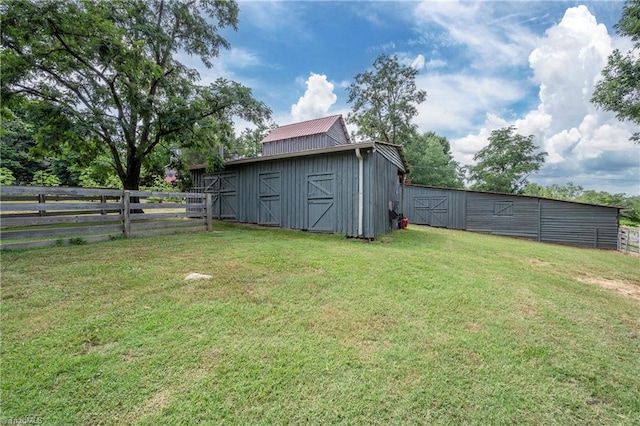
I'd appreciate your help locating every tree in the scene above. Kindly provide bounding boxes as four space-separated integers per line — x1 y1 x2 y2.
467 126 547 194
1 0 271 191
404 132 463 188
591 0 640 142
523 182 584 200
347 54 427 145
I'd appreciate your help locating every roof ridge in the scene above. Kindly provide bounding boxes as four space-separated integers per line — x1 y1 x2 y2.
275 114 341 129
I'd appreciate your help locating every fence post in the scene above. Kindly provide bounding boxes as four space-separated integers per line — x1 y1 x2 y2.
205 193 213 231
38 193 46 217
123 190 131 238
100 195 107 215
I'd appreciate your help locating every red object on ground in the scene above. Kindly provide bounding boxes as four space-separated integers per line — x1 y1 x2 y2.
401 217 408 229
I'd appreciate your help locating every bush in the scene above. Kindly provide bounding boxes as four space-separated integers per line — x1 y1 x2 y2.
0 167 16 185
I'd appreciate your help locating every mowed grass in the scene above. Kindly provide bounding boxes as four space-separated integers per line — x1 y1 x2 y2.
1 223 639 425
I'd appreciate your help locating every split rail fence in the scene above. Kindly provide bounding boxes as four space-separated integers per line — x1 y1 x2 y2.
0 186 213 250
618 227 639 255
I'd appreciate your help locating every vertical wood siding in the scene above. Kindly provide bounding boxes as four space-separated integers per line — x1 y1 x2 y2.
466 192 539 239
404 185 619 250
404 186 466 229
191 149 404 239
539 199 618 249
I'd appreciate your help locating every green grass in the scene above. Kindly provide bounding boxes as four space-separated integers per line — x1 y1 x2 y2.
1 223 639 425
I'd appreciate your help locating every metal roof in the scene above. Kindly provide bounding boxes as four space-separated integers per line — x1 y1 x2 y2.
261 115 348 143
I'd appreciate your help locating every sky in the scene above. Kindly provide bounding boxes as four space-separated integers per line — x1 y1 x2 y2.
190 0 639 195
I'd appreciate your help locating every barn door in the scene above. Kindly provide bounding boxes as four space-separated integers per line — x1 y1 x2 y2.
203 173 237 220
258 172 281 226
413 197 448 227
307 173 335 232
219 173 237 219
413 198 430 224
429 197 448 227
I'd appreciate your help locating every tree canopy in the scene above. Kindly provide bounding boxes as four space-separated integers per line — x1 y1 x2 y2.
1 0 271 190
404 132 464 188
347 54 426 145
467 126 547 194
591 0 640 142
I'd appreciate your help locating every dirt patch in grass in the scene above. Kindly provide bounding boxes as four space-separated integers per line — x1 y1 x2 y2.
577 277 640 302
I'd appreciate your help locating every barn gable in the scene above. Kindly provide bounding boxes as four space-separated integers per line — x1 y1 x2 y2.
261 115 351 156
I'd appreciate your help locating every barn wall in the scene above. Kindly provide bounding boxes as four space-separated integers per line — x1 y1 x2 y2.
466 192 539 239
190 148 404 239
403 185 619 249
539 199 618 249
262 134 334 156
366 151 402 237
233 153 360 236
404 186 466 229
326 120 350 145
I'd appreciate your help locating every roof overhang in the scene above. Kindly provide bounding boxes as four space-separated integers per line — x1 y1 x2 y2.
190 142 409 173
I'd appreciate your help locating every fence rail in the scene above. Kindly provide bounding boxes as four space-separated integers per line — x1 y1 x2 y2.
618 227 640 255
0 186 212 250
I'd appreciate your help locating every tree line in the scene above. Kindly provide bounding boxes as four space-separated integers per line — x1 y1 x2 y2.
1 0 637 223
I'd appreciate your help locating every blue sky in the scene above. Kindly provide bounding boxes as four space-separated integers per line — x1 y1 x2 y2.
192 0 639 195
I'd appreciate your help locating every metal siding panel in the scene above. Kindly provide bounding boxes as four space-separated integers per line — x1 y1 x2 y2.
327 121 349 145
374 143 406 172
467 192 539 239
540 200 618 249
262 134 335 156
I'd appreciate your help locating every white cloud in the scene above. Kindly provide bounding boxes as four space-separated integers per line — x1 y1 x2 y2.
291 73 337 121
448 5 639 194
414 0 538 68
414 73 526 137
411 54 426 70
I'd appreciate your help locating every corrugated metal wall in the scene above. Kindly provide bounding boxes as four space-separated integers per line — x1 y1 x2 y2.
262 134 333 156
326 121 350 145
404 185 619 249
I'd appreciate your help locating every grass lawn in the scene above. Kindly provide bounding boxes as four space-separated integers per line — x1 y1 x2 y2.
1 223 639 425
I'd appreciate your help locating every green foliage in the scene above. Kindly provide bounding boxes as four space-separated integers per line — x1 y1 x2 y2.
226 123 277 159
578 190 639 225
347 54 427 145
1 0 271 191
524 182 640 226
30 170 61 187
591 0 640 142
404 132 464 188
523 182 585 200
0 167 16 185
467 126 547 194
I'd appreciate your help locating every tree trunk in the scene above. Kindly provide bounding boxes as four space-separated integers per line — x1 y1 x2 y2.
123 157 144 213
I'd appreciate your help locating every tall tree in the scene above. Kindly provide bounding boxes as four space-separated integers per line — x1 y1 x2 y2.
404 132 463 188
347 54 426 145
1 0 271 190
591 0 640 142
467 126 547 194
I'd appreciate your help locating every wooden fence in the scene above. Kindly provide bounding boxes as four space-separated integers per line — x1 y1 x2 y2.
0 186 213 250
618 227 639 255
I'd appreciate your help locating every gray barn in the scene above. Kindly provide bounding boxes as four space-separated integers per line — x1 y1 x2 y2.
191 115 407 239
404 185 620 249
